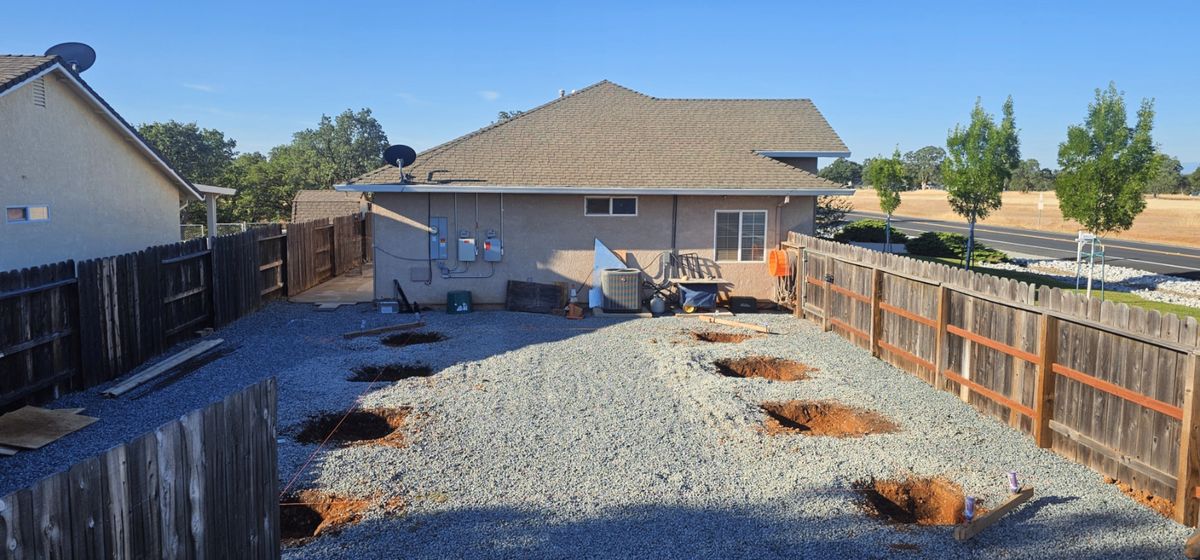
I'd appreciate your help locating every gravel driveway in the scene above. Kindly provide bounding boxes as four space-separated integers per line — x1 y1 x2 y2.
2 303 1191 558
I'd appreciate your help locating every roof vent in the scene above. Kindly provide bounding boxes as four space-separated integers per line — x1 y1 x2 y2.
558 89 565 98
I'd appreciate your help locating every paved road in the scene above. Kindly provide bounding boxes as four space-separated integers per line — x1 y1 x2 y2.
847 211 1200 279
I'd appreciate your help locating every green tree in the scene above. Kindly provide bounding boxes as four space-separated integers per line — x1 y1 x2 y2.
943 96 1020 269
818 158 863 186
1056 84 1156 236
496 110 525 122
863 148 907 250
1189 167 1200 194
1145 154 1184 198
902 146 946 188
1009 159 1054 192
138 121 237 223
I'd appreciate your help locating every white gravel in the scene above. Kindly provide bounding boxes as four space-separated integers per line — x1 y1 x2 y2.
3 303 1191 558
988 258 1200 310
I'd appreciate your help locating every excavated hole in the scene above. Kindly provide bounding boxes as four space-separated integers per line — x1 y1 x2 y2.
717 356 814 381
690 331 754 344
294 408 409 446
280 490 370 545
381 331 446 347
853 477 980 526
761 401 897 437
349 363 434 382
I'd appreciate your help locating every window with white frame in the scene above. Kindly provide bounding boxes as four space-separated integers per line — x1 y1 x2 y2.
715 210 767 262
584 196 637 216
6 205 49 223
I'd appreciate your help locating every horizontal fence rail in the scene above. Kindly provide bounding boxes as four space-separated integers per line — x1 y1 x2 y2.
0 214 367 412
784 233 1200 526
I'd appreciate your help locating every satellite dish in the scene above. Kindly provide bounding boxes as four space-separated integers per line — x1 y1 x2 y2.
383 145 417 168
45 42 97 73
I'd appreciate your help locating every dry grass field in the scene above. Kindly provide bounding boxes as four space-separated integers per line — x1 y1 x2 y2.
848 190 1200 247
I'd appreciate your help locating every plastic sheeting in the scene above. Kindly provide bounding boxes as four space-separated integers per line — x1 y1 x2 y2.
589 238 626 308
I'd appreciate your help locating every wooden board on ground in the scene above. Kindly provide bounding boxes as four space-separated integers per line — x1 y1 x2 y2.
690 315 772 334
953 487 1035 542
103 339 224 397
0 445 18 456
506 280 566 314
342 321 425 339
0 406 98 449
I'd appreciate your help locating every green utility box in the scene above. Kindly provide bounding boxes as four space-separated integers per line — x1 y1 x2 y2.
447 290 473 314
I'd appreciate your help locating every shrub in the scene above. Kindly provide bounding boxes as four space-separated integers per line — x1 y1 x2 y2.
832 219 909 244
906 231 1008 264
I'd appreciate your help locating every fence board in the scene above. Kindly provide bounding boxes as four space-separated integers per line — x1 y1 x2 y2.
0 380 277 559
787 233 1200 525
0 261 78 409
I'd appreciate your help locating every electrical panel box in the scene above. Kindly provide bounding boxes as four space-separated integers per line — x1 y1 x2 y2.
457 231 477 262
428 217 448 260
483 235 503 262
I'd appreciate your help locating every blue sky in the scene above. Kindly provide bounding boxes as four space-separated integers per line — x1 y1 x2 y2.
5 1 1198 171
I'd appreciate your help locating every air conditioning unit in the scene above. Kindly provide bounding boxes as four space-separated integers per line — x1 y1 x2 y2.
601 268 642 312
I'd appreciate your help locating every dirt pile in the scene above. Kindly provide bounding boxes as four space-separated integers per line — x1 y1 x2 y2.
690 331 754 344
280 491 404 546
761 401 896 437
854 477 977 525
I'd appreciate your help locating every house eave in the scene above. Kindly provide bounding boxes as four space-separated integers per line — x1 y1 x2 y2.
336 183 851 197
755 150 852 158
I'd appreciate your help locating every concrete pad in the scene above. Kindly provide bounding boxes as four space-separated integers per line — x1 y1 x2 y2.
291 264 375 304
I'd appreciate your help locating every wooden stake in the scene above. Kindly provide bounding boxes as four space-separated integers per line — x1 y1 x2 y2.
1175 353 1200 524
1033 313 1059 448
341 320 425 340
953 487 1035 542
103 339 224 397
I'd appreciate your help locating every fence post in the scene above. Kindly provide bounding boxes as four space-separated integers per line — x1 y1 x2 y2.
869 267 883 357
792 248 803 319
822 255 833 332
1175 353 1200 524
933 284 951 388
1033 313 1059 448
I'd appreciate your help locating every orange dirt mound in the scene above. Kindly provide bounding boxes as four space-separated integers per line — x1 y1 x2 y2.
294 408 409 447
854 477 979 526
691 331 754 344
761 401 896 437
717 357 814 381
1105 476 1174 518
280 490 403 546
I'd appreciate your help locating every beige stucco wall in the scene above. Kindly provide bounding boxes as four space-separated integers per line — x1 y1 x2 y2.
0 72 185 271
372 192 815 305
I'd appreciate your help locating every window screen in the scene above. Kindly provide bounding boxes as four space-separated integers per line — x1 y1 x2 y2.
715 212 741 261
611 197 636 215
585 197 637 216
585 198 610 215
715 210 767 261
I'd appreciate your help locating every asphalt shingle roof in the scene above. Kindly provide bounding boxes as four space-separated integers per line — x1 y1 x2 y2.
0 55 57 96
349 81 847 190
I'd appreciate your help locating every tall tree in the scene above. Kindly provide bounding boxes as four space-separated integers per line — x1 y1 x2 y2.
285 108 390 190
138 121 237 223
943 96 1020 268
495 110 525 122
818 158 863 186
863 148 907 250
902 146 946 188
814 196 854 238
1056 84 1156 236
1009 159 1054 192
1144 154 1184 198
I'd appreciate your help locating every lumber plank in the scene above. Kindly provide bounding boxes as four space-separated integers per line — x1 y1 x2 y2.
342 321 425 340
954 487 1034 542
692 315 771 334
103 339 224 397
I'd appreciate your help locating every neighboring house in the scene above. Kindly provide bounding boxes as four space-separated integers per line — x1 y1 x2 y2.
339 80 849 304
291 190 369 223
0 55 201 271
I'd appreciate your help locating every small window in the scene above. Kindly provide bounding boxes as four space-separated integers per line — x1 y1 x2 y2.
714 210 767 262
584 196 637 216
6 205 49 223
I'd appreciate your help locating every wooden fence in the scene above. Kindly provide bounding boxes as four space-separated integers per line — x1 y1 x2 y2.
784 233 1200 525
0 215 366 412
0 378 279 559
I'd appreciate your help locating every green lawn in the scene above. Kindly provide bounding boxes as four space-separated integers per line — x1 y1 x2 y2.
909 255 1200 321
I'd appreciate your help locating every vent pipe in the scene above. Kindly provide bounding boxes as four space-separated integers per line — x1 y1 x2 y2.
558 89 565 98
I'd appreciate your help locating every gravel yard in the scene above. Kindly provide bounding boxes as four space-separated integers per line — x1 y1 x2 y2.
2 303 1193 558
991 258 1200 309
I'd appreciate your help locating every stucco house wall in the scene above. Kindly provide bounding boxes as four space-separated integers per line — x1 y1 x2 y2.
372 192 814 304
0 74 184 271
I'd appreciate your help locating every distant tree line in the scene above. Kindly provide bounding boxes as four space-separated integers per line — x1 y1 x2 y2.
138 109 390 224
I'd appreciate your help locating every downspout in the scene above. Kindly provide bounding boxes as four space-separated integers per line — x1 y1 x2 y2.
670 195 678 255
426 193 433 285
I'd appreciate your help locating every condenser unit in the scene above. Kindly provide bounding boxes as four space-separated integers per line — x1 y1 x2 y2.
600 268 642 312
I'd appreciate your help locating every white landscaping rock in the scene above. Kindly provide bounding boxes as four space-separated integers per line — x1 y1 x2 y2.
987 259 1200 311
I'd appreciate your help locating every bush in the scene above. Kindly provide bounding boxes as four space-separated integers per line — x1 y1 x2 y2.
832 219 909 244
905 231 1008 264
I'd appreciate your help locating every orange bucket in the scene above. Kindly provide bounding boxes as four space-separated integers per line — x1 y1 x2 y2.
767 249 791 277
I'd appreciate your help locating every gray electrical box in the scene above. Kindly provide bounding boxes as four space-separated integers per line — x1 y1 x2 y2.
457 232 477 262
483 235 503 262
428 217 448 260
